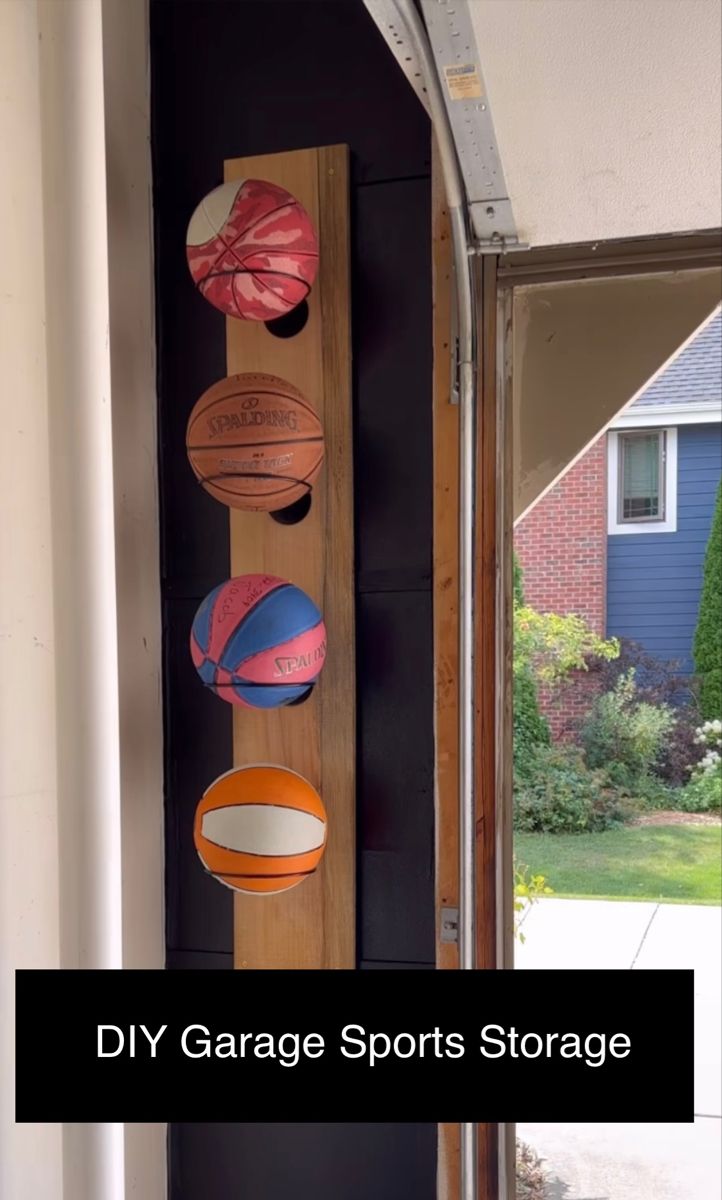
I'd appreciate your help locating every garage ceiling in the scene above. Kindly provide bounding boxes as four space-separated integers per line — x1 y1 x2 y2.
466 0 721 247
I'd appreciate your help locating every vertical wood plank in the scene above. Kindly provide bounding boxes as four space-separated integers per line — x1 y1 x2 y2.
475 255 499 969
432 157 505 1200
498 286 516 977
497 281 517 1200
317 144 356 970
475 254 500 1197
223 146 354 969
432 141 461 1200
432 144 460 974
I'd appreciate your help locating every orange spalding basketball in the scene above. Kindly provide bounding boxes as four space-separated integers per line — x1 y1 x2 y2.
194 764 327 895
186 373 324 512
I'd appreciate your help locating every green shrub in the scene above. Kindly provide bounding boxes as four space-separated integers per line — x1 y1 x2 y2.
512 555 550 777
656 708 706 787
591 638 703 784
514 745 632 833
514 606 619 686
676 763 722 813
511 554 619 778
514 666 550 777
670 720 722 810
513 552 525 608
620 772 675 810
513 860 552 943
694 480 722 719
581 670 675 784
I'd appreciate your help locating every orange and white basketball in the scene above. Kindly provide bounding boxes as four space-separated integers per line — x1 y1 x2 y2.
193 764 327 895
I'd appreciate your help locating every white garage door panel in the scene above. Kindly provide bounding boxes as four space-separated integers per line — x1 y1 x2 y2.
469 0 722 246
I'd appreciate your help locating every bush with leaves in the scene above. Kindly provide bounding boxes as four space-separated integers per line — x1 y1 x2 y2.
677 763 722 813
670 720 722 812
692 718 722 774
513 552 525 608
514 745 632 833
581 670 676 789
622 774 675 811
514 859 552 942
514 606 619 687
584 639 703 785
512 555 621 776
656 712 707 788
512 555 551 776
694 480 722 719
592 638 696 707
514 667 551 777
516 1140 549 1200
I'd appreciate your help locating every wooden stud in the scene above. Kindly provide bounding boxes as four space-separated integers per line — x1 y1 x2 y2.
475 253 501 1198
223 146 355 969
432 146 506 1197
475 255 499 972
432 141 460 973
432 139 461 1200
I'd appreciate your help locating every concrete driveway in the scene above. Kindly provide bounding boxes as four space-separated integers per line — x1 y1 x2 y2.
516 898 722 1200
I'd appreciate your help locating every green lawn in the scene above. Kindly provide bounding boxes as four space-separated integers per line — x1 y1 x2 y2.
516 825 722 905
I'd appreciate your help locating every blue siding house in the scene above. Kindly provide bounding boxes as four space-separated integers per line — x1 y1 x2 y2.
606 310 722 672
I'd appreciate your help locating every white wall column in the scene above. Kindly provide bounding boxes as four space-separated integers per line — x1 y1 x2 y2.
1 1 164 1196
102 0 166 1188
37 0 124 1195
0 3 63 1197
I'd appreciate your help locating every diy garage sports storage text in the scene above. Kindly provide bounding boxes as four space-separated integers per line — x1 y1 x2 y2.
97 1023 632 1070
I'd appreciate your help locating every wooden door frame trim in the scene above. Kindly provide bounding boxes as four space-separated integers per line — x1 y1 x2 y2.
497 230 721 288
474 254 500 973
432 161 513 1200
471 232 721 1199
434 189 722 1200
473 254 508 1200
498 229 721 287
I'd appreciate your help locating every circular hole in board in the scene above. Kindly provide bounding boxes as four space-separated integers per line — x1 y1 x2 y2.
265 299 310 339
269 492 312 526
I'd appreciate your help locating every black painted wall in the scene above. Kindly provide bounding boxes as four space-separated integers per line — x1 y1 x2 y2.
151 0 435 1193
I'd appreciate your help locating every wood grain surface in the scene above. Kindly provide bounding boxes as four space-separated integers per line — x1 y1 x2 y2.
432 141 461 1200
224 146 354 969
475 254 501 1200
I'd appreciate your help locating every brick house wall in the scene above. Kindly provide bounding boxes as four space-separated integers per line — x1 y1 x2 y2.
515 435 607 738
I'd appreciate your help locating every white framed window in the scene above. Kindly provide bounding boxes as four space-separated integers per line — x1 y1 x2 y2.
607 427 677 534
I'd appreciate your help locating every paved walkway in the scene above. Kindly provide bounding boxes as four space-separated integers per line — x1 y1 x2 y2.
516 898 721 1200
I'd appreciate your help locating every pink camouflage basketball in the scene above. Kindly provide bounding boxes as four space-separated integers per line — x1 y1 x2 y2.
185 178 319 321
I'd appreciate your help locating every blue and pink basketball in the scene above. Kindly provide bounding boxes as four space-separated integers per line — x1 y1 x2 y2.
190 574 327 708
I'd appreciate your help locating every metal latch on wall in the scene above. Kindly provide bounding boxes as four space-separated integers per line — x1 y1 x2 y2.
450 269 460 405
440 906 459 943
451 335 461 405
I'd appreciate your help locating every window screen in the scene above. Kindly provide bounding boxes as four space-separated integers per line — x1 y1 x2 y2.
619 431 664 522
